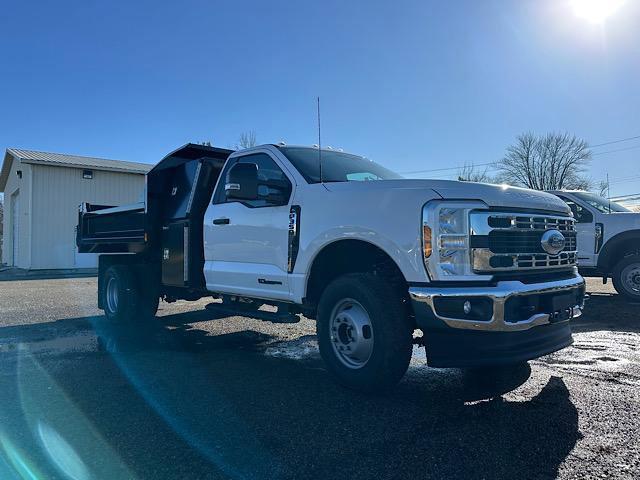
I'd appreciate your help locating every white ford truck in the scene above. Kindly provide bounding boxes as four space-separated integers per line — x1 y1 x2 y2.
548 190 640 302
77 143 586 390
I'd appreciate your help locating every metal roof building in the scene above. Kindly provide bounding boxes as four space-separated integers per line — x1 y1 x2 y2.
0 148 153 270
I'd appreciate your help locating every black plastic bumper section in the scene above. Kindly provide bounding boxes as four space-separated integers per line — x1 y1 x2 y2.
421 321 573 368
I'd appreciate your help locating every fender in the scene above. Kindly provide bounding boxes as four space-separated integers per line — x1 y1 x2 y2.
597 229 640 272
293 230 423 305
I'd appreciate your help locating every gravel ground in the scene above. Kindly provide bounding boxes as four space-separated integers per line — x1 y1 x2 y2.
0 277 638 479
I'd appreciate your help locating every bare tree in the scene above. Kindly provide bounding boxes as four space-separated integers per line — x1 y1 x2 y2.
597 179 609 198
495 132 592 190
235 130 257 150
457 163 495 183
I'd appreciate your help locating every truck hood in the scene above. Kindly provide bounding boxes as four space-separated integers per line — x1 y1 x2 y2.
323 179 571 214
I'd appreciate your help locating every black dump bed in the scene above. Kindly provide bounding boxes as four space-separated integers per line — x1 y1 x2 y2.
77 143 233 288
76 202 147 253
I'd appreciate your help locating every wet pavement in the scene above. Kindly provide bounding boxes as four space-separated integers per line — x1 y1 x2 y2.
0 277 638 479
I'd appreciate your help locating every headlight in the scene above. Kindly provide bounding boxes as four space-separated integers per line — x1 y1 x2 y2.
422 200 488 280
439 208 464 234
438 208 467 275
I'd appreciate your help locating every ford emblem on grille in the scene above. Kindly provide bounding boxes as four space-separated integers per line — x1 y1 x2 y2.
541 229 566 255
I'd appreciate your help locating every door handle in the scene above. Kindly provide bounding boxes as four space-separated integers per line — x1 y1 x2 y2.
213 218 230 225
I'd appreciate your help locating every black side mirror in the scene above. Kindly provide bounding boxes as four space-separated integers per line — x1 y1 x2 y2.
225 163 258 200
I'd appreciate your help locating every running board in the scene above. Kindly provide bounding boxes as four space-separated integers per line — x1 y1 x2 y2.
204 303 301 324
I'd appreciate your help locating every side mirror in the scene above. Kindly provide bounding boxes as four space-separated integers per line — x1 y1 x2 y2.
225 163 258 200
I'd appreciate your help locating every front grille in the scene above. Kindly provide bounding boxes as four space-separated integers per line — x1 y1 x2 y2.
511 216 574 231
470 211 577 273
487 230 577 254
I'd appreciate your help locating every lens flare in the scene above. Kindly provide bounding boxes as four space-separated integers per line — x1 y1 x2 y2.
571 0 626 23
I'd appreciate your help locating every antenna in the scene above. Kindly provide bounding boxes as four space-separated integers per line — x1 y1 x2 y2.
317 96 323 184
607 172 611 213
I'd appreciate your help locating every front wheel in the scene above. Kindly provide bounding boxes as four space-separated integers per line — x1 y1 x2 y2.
612 254 640 302
317 273 414 392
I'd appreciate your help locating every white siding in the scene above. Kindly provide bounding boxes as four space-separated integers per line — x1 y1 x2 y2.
30 164 145 269
1 159 32 268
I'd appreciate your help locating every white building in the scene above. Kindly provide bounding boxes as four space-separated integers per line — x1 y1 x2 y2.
0 148 152 270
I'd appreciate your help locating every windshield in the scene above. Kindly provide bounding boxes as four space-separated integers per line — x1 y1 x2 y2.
277 146 402 184
572 192 631 213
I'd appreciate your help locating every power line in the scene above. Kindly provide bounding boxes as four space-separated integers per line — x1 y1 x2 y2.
397 135 640 175
399 161 495 175
611 192 640 200
612 191 640 198
591 135 640 148
608 175 640 185
591 144 640 156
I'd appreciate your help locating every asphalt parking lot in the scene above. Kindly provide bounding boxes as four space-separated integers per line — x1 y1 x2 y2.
0 277 638 480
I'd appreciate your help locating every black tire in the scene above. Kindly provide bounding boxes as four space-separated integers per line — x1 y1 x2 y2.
317 273 414 392
612 254 640 302
101 265 158 322
136 265 160 318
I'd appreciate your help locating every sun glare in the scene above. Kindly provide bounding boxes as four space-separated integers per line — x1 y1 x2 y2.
571 0 626 23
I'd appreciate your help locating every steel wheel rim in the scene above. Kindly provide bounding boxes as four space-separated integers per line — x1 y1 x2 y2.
106 277 119 314
329 298 374 369
621 263 640 295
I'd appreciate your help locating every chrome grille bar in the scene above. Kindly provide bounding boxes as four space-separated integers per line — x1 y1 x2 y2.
470 211 577 273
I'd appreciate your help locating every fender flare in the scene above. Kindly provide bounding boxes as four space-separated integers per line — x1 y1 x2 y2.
303 237 409 299
597 229 640 272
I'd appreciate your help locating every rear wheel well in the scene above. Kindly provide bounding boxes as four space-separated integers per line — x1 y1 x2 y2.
304 240 411 320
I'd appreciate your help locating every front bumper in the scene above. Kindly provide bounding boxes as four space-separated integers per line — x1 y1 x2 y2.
409 274 586 367
409 275 585 332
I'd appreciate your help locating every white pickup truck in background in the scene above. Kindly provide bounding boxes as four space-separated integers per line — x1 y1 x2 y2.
77 143 586 391
548 191 640 302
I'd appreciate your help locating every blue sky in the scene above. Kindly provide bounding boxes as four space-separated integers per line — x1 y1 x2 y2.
1 0 639 196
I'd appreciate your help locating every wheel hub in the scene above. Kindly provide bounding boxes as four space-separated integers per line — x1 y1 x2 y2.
622 263 640 293
106 277 119 313
329 299 374 369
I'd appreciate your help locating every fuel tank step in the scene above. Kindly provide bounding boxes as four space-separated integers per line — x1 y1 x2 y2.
204 302 301 324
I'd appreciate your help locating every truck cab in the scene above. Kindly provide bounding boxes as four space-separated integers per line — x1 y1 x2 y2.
548 190 640 301
78 143 586 391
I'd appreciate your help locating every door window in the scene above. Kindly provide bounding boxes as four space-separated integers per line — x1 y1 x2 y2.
212 153 292 207
558 196 593 223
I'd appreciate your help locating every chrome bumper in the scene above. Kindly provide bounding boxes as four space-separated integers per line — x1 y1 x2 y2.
409 275 585 332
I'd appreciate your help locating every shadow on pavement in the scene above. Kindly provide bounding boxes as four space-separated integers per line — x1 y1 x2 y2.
0 312 580 480
572 291 640 333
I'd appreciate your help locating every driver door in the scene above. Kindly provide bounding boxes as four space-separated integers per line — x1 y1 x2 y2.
203 152 295 301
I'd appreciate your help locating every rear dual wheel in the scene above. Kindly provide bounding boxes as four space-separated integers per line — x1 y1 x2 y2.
102 265 159 322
